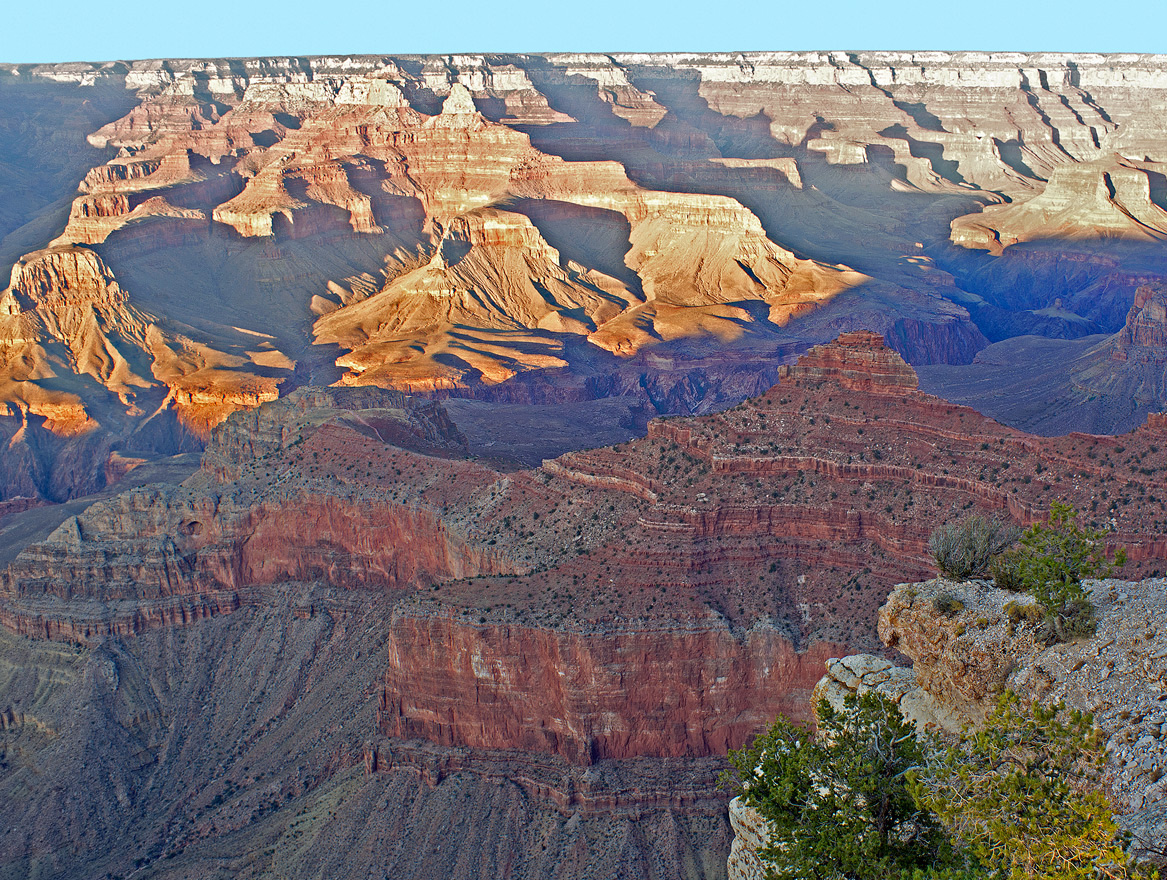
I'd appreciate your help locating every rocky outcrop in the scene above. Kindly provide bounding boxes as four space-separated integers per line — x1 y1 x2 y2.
0 240 294 501
812 653 959 732
727 795 770 880
5 330 1167 880
1063 282 1167 413
200 385 468 481
729 575 1167 879
1 489 510 612
0 584 735 880
883 577 1167 856
878 579 1046 725
776 330 919 392
1115 284 1167 352
19 331 1167 643
1 248 153 410
0 588 245 642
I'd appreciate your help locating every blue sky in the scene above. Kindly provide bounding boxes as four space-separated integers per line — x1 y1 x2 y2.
3 0 1165 63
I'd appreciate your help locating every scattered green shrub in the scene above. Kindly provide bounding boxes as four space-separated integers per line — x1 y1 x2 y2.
929 515 1020 580
989 549 1025 591
732 690 1153 880
1008 501 1125 643
910 692 1140 880
727 692 960 880
1012 502 1125 609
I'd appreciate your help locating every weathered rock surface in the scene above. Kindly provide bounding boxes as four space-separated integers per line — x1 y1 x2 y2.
882 576 1167 858
1073 284 1167 403
726 796 770 880
10 331 1167 648
730 575 1167 878
379 610 839 764
878 579 1046 725
812 653 959 732
199 384 469 481
1116 284 1167 351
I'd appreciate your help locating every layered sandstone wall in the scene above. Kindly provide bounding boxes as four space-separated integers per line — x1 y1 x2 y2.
7 51 1167 499
378 609 841 764
0 489 513 636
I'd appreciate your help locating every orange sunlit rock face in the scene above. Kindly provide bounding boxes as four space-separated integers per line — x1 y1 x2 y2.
6 51 1167 880
7 52 1167 503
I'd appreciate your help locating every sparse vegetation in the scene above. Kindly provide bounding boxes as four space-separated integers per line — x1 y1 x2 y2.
732 692 1153 880
1004 501 1126 643
912 692 1144 880
930 503 1126 643
929 515 1020 580
989 551 1025 592
934 593 965 615
727 692 959 880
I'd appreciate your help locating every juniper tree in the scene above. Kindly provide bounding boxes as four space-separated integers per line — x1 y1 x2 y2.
728 692 961 880
910 692 1140 880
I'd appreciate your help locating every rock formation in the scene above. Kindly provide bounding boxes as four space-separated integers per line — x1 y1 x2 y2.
4 52 1167 500
936 282 1167 437
5 333 1167 877
1116 284 1167 351
951 157 1167 253
1074 283 1167 404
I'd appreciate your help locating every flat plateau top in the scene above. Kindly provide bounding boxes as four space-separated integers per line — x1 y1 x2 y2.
5 50 1167 76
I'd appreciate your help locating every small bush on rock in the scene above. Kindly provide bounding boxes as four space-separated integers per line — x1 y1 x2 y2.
988 550 1025 592
1013 502 1125 607
934 593 965 615
911 692 1142 880
1009 501 1125 643
930 516 1020 580
1004 599 1044 628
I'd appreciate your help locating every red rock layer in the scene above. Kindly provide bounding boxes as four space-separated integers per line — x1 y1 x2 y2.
0 589 243 642
1115 284 1167 356
2 492 512 608
379 612 841 764
6 332 1167 769
777 330 919 392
